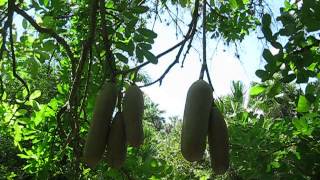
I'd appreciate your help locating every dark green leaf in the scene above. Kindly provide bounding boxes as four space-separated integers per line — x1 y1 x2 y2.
262 14 271 27
115 53 128 63
132 6 149 14
128 40 135 56
262 26 273 42
138 28 157 39
281 74 296 83
22 19 28 29
136 46 144 62
302 49 313 67
143 50 158 64
262 49 274 63
296 70 309 83
255 70 270 81
138 43 152 50
271 42 283 49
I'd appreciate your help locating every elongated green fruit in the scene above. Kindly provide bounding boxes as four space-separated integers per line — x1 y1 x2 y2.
83 82 117 168
123 84 144 147
208 106 229 174
106 112 127 168
181 80 213 161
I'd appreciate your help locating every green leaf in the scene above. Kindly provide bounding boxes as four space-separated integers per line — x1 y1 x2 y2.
262 13 271 27
262 26 273 42
138 43 152 50
255 70 269 81
16 109 28 116
250 85 266 96
230 0 238 9
17 153 31 159
42 40 55 51
22 19 28 29
297 95 310 113
262 49 274 63
30 90 41 100
143 50 158 64
128 40 135 56
115 53 128 63
296 70 309 83
138 28 157 39
281 73 296 83
268 82 281 97
132 6 149 14
302 49 313 67
293 117 313 136
136 46 144 62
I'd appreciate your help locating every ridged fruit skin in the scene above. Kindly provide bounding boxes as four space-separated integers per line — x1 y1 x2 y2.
106 112 127 168
83 82 117 168
181 80 213 162
123 85 144 147
208 106 229 175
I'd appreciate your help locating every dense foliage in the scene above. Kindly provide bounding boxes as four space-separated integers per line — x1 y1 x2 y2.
0 0 319 179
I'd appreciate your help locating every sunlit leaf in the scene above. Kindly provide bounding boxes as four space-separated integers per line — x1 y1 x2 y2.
250 85 266 96
0 0 6 6
297 95 310 113
30 90 41 100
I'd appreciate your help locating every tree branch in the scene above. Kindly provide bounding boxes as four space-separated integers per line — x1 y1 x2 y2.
68 0 99 105
139 0 200 88
13 5 77 74
8 0 30 100
100 0 117 81
118 21 197 75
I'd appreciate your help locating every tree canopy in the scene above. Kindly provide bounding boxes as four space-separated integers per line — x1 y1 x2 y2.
0 0 319 179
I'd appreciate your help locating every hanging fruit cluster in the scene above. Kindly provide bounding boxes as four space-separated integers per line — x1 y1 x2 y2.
181 80 230 175
83 82 144 168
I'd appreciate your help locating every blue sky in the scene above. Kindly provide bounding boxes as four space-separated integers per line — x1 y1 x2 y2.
142 0 284 118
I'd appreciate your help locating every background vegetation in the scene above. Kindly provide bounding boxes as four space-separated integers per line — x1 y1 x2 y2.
0 0 319 179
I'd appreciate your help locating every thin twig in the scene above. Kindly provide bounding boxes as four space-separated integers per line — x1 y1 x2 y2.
181 34 194 67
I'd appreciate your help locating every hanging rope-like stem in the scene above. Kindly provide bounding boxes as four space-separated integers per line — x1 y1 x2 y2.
199 1 214 91
199 0 207 80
